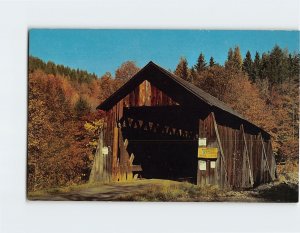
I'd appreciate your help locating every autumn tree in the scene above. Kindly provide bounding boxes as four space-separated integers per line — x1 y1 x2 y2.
194 66 233 100
267 82 299 161
233 46 243 71
174 57 189 81
225 46 243 71
115 61 140 88
28 71 53 191
189 67 198 83
99 72 116 100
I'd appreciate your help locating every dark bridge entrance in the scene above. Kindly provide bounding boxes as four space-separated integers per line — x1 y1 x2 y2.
120 106 198 183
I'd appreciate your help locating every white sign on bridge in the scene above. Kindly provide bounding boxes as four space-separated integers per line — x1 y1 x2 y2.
102 147 108 155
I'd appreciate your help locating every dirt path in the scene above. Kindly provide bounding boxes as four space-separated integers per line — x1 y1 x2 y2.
29 179 180 201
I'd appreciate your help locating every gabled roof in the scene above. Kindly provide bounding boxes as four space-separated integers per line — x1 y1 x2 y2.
97 61 270 136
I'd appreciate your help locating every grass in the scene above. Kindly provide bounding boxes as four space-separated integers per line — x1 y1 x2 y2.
117 181 226 202
27 181 105 199
27 169 298 202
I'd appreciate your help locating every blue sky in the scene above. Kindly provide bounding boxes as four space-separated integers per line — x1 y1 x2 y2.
29 29 299 77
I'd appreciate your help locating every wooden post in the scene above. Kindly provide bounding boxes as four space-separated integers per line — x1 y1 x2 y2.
99 130 104 181
232 129 237 188
241 124 254 186
89 129 103 183
118 128 132 181
197 119 204 186
260 147 265 183
112 127 119 181
211 112 229 187
259 133 273 180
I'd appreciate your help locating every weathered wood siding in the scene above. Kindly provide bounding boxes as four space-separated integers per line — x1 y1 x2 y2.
123 80 178 107
197 112 276 189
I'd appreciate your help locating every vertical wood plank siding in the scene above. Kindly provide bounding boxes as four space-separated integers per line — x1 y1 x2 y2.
197 111 275 189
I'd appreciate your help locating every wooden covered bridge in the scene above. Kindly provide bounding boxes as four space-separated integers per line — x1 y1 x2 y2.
89 61 276 189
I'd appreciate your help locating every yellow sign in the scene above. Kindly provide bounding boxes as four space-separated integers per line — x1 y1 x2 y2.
198 147 218 159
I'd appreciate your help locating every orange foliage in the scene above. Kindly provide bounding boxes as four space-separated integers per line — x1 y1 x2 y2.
28 70 105 191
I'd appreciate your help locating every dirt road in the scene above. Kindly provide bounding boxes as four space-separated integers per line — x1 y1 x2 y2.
29 179 178 201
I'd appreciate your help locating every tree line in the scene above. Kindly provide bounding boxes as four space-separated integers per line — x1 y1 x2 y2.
175 45 299 85
29 56 98 83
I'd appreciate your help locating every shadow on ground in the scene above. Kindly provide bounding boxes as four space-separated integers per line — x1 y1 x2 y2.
252 182 298 202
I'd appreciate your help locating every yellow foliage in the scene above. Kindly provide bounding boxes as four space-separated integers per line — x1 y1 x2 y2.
84 119 104 133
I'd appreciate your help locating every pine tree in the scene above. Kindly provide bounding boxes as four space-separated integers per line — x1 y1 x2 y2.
268 45 289 84
74 97 90 118
243 51 254 81
225 46 242 71
46 61 57 75
195 53 207 74
252 52 261 82
209 57 215 67
174 57 189 80
260 53 270 81
288 53 300 83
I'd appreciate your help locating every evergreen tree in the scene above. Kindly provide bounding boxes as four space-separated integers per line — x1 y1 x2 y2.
260 53 270 81
243 51 254 81
288 53 300 83
174 57 189 81
209 57 215 67
28 56 46 73
268 45 289 84
74 97 90 118
252 52 261 82
46 61 57 75
100 72 115 99
195 53 207 74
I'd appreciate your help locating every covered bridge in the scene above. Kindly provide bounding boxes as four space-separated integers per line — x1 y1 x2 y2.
89 61 276 189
